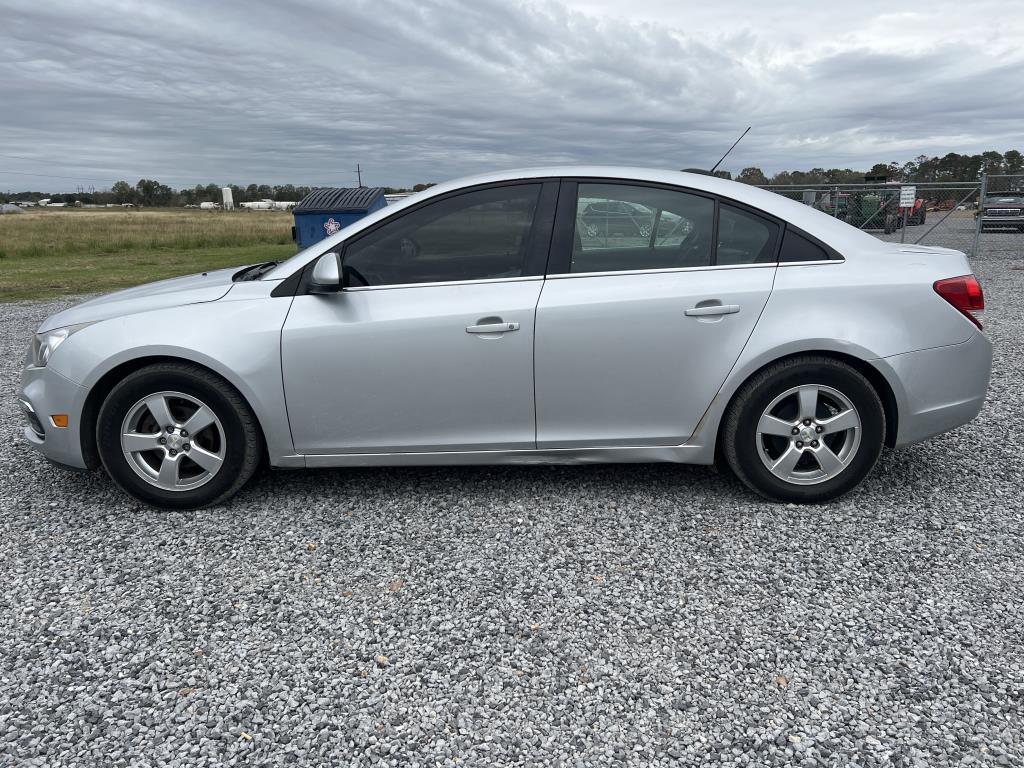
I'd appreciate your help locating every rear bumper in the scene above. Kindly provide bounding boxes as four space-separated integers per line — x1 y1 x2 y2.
884 332 992 447
18 364 90 470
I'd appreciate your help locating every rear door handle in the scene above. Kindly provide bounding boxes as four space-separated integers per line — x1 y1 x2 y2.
685 304 740 317
466 321 520 334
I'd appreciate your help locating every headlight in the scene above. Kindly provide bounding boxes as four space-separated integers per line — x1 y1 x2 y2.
29 323 93 367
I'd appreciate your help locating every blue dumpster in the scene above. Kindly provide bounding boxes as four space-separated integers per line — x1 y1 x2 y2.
292 187 388 248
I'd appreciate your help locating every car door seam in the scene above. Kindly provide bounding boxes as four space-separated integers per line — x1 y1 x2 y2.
277 294 302 460
531 278 547 450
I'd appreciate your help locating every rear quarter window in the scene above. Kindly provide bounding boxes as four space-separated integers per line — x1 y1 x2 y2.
779 229 833 263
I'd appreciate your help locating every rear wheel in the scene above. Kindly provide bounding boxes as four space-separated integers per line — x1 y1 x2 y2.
722 357 885 503
96 363 262 509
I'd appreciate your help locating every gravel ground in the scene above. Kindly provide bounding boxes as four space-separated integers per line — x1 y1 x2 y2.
2 248 1023 767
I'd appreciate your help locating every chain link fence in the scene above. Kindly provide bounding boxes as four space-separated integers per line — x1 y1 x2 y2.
759 174 1024 261
759 181 984 254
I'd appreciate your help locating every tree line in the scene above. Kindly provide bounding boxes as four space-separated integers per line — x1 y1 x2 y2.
4 150 1023 205
2 180 435 207
729 150 1024 186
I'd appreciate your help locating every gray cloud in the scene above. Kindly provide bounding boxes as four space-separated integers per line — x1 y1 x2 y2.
1 0 1022 190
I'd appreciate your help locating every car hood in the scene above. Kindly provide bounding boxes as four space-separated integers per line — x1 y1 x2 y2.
37 267 239 332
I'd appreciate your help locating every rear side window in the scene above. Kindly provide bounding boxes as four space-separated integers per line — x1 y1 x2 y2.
717 204 780 265
779 228 831 262
571 183 715 273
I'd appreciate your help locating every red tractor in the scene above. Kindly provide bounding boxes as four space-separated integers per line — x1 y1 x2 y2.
899 194 927 226
862 174 927 229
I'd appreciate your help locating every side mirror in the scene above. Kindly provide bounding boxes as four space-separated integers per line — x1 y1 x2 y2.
309 253 341 294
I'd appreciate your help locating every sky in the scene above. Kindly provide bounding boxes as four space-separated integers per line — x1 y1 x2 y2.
2 0 1023 191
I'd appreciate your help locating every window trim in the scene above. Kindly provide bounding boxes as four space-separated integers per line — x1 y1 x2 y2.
331 179 558 290
340 274 545 292
546 177 844 278
545 262 778 280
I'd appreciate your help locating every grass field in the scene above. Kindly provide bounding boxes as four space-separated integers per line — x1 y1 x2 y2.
0 208 298 301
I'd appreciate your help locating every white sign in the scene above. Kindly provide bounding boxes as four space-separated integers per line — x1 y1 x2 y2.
899 186 917 207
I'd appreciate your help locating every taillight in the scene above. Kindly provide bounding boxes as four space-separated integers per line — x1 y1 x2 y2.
933 274 985 329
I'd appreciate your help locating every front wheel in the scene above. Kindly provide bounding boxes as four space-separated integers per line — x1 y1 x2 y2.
96 363 262 509
722 357 885 503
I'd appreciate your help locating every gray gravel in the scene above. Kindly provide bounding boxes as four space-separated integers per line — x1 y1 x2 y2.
2 249 1023 767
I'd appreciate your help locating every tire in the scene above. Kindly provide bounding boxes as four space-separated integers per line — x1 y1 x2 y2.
722 356 885 504
96 362 262 509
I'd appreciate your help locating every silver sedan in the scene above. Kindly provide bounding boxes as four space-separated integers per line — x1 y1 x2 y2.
18 168 992 508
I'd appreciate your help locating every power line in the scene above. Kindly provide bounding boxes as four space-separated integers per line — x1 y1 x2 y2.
0 151 110 168
0 169 115 183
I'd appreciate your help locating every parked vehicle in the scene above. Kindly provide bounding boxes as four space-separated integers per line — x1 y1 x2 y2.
579 200 655 238
976 193 1024 231
19 168 991 509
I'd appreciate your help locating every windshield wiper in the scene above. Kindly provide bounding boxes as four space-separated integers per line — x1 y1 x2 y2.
233 261 280 282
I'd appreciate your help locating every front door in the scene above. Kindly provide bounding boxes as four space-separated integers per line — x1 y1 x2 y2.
535 182 779 448
281 181 556 455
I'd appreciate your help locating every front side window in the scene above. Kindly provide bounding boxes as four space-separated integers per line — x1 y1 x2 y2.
571 183 715 273
342 184 541 286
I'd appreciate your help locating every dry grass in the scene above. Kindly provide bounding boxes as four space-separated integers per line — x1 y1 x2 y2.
0 208 298 301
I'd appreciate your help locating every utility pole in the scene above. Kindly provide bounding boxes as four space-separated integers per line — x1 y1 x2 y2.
356 164 363 187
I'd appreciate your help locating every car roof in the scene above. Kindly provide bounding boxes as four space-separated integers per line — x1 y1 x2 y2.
264 166 883 280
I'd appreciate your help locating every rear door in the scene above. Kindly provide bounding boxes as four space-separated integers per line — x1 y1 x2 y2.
534 181 779 448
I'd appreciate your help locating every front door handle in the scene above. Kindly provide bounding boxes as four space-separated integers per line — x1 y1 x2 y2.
466 321 520 334
685 304 740 317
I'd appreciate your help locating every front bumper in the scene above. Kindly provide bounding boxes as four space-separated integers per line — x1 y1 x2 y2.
19 364 90 469
885 332 993 447
981 215 1024 227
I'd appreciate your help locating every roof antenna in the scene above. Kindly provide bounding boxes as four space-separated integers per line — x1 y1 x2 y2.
708 126 751 174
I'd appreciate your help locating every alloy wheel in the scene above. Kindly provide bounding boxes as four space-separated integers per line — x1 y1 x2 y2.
755 384 861 486
119 391 226 491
